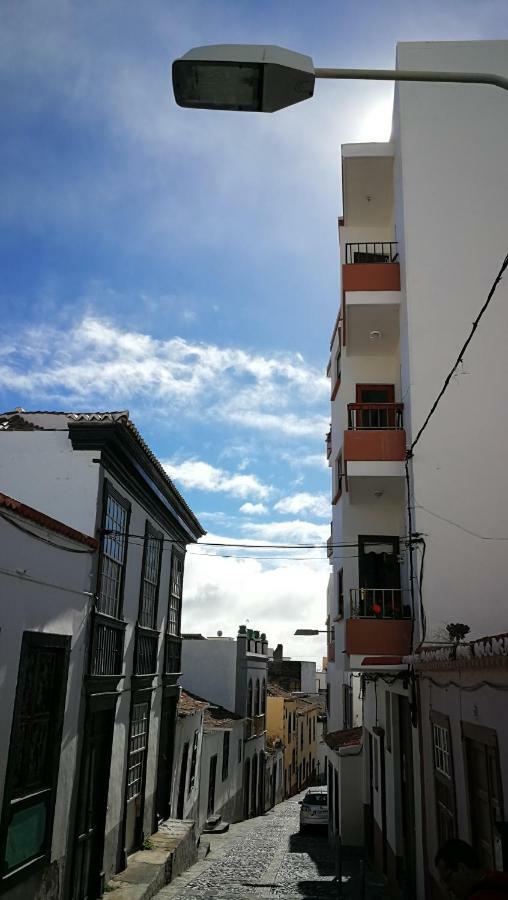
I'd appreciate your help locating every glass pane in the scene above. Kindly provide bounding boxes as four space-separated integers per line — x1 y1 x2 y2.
5 801 47 870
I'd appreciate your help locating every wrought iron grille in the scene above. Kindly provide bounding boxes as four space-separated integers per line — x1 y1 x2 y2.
135 627 159 675
349 588 410 619
167 554 183 636
90 615 125 676
139 530 162 628
347 402 404 430
345 241 398 264
164 635 182 674
97 491 129 617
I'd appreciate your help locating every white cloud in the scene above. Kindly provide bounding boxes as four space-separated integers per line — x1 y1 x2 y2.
239 502 267 516
274 492 329 519
240 519 330 544
0 315 327 438
163 459 272 500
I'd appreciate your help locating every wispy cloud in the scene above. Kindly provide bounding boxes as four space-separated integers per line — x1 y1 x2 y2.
239 502 267 516
240 519 330 544
163 459 272 501
0 314 328 437
274 492 329 519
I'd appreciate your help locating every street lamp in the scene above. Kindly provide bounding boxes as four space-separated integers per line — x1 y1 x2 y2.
294 629 327 636
172 43 508 112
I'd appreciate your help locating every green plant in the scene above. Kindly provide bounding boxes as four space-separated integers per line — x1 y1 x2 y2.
142 838 154 850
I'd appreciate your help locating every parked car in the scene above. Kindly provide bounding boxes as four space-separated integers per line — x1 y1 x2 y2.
299 787 328 831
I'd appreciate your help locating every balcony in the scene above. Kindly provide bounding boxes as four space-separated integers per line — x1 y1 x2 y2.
346 588 412 660
325 429 332 462
164 634 182 675
134 625 159 676
344 402 406 501
327 528 333 559
90 612 125 677
341 243 400 356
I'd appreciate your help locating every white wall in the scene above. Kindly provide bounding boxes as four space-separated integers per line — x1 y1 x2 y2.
300 662 316 694
394 40 508 641
181 639 237 712
170 709 204 821
0 515 93 874
198 722 244 828
0 432 100 535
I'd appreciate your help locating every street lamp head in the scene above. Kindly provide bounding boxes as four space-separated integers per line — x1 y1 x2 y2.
172 45 315 112
294 629 320 636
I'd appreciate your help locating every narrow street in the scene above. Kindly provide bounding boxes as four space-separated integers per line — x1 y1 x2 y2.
156 793 386 900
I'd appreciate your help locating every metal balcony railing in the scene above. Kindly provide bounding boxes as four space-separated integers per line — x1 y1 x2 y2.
347 402 404 430
90 612 125 676
345 242 398 265
164 634 182 674
325 430 332 459
134 626 159 676
350 588 411 620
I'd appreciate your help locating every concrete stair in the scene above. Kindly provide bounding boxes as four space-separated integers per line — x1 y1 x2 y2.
202 813 230 834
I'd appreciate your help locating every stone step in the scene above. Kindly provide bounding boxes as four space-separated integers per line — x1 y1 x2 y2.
205 813 222 827
197 837 211 860
202 820 230 834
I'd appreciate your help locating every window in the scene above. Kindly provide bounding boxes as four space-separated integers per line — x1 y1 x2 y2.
97 484 130 617
386 692 392 752
139 523 163 628
127 702 149 801
261 679 266 714
222 731 230 781
188 731 199 794
238 739 242 764
167 553 184 636
463 723 503 869
343 684 353 729
373 737 379 791
336 453 343 500
0 633 69 880
248 679 253 718
338 568 344 619
431 713 456 845
255 679 260 716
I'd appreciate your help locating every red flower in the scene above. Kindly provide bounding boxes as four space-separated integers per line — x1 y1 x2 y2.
372 603 382 616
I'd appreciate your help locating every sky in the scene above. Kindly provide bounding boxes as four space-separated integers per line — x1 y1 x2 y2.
2 0 508 665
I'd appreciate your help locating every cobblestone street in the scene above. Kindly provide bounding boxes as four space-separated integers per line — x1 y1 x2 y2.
155 793 386 900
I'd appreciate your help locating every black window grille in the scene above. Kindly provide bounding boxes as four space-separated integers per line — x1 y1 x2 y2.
248 679 253 718
167 554 183 636
237 739 242 763
222 732 230 781
0 633 69 880
343 684 353 729
139 525 163 628
97 486 130 618
432 716 457 844
164 635 182 674
127 703 149 801
255 679 260 716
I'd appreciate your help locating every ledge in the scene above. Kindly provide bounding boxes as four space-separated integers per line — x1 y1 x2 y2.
106 819 197 900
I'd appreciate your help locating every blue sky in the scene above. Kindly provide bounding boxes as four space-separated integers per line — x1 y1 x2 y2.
2 0 507 663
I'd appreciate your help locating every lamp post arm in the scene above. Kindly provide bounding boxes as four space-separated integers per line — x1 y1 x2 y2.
314 67 508 92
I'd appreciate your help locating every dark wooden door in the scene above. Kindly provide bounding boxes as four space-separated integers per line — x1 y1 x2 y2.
358 536 401 617
155 694 177 822
73 708 115 900
356 384 395 428
177 743 190 819
207 755 217 817
244 759 251 818
465 736 503 869
399 698 416 897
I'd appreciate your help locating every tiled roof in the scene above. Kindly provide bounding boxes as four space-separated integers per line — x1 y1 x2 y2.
178 688 242 729
0 410 205 537
0 492 98 549
325 727 362 752
178 690 208 716
267 683 294 699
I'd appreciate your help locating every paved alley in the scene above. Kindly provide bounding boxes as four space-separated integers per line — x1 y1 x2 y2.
155 793 386 900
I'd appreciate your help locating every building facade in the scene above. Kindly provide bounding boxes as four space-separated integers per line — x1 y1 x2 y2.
325 40 508 899
0 410 204 899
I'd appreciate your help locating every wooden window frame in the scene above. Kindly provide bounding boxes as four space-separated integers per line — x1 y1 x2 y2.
96 481 131 619
166 551 184 638
138 522 163 630
430 710 457 845
0 633 70 887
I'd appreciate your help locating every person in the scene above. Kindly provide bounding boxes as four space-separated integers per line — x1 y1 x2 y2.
435 838 508 898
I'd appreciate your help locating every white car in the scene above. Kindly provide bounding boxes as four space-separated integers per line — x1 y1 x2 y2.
299 787 328 830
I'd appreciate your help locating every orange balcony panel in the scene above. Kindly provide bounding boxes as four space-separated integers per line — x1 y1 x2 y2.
345 619 412 657
342 262 400 293
344 429 406 462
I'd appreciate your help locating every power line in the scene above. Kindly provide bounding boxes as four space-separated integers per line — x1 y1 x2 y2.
408 250 508 457
414 500 508 541
0 511 95 554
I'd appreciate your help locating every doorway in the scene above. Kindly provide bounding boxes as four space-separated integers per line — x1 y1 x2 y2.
356 384 395 429
177 742 190 819
155 694 177 822
358 536 401 617
398 697 416 896
464 726 503 869
207 754 217 817
73 706 115 900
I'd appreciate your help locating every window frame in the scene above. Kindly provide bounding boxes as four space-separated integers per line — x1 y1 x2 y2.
138 521 164 630
337 568 344 619
126 701 150 803
188 731 199 795
97 481 131 619
431 710 457 846
167 550 184 637
222 731 230 782
0 632 70 886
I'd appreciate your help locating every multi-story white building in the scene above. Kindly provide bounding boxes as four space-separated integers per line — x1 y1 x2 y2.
326 40 508 899
0 410 204 900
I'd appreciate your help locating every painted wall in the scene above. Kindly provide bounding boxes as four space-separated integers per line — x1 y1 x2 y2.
181 638 237 712
198 722 244 829
170 708 204 822
0 514 94 900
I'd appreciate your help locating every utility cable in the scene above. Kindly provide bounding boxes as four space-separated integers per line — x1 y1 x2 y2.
408 250 508 457
0 511 96 553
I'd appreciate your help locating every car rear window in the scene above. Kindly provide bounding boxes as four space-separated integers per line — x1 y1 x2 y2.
303 793 327 806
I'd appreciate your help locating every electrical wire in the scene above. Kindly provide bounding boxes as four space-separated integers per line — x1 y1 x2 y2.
0 511 96 554
408 250 508 457
414 500 508 541
420 675 508 692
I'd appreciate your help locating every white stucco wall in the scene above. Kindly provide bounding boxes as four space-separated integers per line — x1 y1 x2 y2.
198 722 244 828
0 514 94 874
393 40 508 642
170 709 204 821
181 639 237 712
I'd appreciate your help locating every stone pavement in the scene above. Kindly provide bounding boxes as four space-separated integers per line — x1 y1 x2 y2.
154 793 386 900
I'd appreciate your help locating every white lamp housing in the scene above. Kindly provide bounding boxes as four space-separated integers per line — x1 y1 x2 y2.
172 44 315 112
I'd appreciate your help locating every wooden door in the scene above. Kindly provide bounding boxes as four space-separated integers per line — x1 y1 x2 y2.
465 734 503 869
177 743 189 819
207 755 217 817
356 384 395 428
155 694 177 822
73 708 114 900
